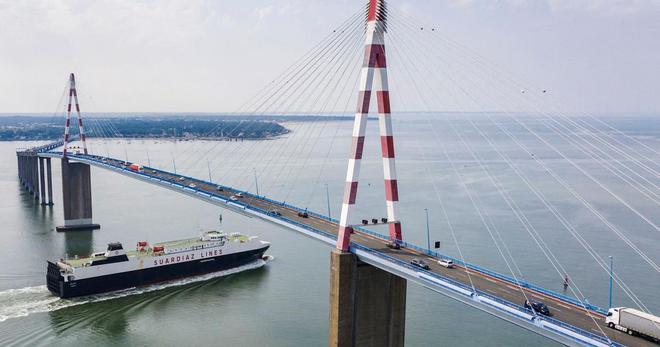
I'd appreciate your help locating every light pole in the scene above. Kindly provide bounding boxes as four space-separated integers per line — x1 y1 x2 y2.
172 157 177 174
207 160 212 182
425 208 430 250
325 183 331 218
253 168 259 196
609 256 613 308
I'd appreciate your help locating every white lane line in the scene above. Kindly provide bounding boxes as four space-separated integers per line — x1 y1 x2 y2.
482 276 498 284
548 306 562 313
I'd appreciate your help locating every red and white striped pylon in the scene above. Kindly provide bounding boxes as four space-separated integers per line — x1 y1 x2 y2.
62 73 89 157
336 0 401 251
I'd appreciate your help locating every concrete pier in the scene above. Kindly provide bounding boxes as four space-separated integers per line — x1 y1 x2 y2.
328 249 406 347
33 157 39 199
19 155 41 199
39 157 47 204
56 158 100 231
46 158 54 205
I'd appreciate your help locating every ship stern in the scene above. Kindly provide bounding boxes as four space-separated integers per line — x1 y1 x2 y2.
46 261 65 297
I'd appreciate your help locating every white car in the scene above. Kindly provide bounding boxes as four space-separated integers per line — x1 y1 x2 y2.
235 192 244 198
229 195 239 201
178 177 185 181
188 183 197 188
438 258 454 268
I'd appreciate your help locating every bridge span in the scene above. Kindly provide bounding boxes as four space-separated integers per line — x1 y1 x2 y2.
35 150 653 347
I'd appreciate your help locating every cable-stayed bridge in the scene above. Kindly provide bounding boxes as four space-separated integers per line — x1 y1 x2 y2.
14 1 659 346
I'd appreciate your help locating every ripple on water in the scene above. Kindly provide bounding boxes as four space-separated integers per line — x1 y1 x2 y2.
0 257 272 323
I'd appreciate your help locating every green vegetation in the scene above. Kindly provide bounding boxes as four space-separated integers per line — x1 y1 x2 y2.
0 115 291 141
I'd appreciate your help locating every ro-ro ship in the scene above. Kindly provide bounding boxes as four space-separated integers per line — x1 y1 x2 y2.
47 231 270 298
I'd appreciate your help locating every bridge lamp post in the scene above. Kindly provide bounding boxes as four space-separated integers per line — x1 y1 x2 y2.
207 160 212 183
325 183 331 218
609 256 613 308
425 208 431 251
253 168 259 196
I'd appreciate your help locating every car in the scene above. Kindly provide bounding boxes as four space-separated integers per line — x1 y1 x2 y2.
188 183 197 188
235 192 244 198
229 195 238 201
178 177 185 181
386 242 400 250
151 170 157 173
438 258 454 268
524 300 551 316
269 210 282 216
410 258 430 270
216 185 224 191
298 211 309 218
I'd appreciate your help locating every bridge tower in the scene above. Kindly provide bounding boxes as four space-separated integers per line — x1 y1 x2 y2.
329 2 406 346
56 73 100 231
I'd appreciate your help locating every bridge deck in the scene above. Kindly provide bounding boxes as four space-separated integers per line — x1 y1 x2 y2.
42 152 654 347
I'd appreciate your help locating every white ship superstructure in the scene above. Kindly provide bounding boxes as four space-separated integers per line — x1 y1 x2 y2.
47 231 270 298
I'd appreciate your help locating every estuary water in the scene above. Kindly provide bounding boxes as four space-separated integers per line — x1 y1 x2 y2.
0 114 658 346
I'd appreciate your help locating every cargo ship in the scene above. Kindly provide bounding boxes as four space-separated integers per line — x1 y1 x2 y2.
47 231 270 298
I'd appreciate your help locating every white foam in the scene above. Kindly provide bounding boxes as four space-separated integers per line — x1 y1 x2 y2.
0 258 270 323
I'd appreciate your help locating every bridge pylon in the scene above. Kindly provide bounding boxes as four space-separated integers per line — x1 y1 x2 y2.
63 73 89 157
56 73 99 231
329 2 406 347
337 0 401 252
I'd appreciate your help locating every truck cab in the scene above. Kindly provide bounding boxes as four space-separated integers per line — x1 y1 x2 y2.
606 308 620 328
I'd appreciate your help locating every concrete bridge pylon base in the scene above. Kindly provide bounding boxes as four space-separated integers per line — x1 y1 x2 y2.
328 249 406 347
56 158 100 232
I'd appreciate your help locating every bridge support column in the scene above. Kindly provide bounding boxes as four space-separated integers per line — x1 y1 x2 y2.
328 249 406 347
56 158 100 231
30 156 39 199
46 158 54 205
39 157 47 205
17 156 24 187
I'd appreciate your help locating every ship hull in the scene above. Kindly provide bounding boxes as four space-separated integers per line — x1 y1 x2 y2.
47 245 269 298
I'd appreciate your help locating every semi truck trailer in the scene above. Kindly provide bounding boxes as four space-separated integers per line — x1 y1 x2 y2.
606 307 660 342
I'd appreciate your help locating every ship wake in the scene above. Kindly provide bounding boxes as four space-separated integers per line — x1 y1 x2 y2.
0 256 272 322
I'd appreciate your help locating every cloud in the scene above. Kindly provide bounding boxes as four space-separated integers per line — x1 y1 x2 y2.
444 0 660 15
257 5 274 19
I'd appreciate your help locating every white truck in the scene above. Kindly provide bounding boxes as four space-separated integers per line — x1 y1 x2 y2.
606 307 660 341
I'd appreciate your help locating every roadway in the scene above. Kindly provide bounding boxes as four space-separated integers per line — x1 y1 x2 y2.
64 153 656 347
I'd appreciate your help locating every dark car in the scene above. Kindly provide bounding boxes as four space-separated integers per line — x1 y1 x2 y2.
410 258 430 270
524 300 551 316
298 211 309 218
269 210 282 216
386 242 400 250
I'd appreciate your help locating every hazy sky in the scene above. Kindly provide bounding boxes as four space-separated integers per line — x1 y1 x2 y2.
1 0 659 113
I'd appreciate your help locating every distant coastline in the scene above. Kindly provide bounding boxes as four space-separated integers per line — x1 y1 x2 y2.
0 115 299 141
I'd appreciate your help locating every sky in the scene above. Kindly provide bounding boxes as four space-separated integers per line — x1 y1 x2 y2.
0 0 659 114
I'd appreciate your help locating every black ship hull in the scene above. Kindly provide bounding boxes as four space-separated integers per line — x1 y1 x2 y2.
47 245 269 298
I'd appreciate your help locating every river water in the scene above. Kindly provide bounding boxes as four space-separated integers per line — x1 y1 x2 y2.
0 114 658 346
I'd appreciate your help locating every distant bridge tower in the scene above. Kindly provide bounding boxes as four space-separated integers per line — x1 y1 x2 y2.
62 73 89 157
57 73 99 231
336 0 401 252
329 2 406 347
